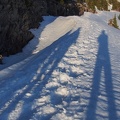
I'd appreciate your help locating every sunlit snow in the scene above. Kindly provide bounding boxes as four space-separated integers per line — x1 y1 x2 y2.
0 11 120 120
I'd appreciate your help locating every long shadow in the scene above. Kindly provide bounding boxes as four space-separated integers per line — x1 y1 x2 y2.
86 30 117 120
0 16 56 71
0 28 80 120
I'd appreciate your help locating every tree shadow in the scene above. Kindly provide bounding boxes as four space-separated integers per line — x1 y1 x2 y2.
86 30 117 120
0 28 80 120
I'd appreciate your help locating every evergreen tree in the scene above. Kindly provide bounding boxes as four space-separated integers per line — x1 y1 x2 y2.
101 0 108 10
118 14 120 20
113 14 119 29
85 0 120 11
60 0 64 5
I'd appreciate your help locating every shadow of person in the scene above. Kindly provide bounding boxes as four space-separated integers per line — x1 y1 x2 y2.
86 30 117 120
0 28 80 120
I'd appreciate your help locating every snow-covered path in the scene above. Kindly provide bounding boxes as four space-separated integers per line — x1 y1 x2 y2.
0 11 120 120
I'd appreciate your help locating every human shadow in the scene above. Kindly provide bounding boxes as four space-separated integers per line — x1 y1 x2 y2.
86 30 117 120
0 28 80 120
0 16 56 70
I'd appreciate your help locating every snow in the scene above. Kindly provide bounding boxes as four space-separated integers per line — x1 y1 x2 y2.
0 11 120 120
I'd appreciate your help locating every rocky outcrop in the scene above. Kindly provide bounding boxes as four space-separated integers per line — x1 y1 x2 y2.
0 0 85 57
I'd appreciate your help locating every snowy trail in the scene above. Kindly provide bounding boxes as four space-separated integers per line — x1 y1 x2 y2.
0 12 120 120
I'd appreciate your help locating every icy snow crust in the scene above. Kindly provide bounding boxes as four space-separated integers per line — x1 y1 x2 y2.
0 11 120 120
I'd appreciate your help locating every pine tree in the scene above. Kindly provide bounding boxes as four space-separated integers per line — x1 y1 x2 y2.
113 14 119 29
101 0 108 10
60 0 64 5
85 0 120 11
118 14 120 20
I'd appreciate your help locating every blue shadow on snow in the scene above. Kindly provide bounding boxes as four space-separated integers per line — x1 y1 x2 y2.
0 28 80 120
86 30 117 120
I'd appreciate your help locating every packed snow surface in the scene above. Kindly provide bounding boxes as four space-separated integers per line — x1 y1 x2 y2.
0 11 120 120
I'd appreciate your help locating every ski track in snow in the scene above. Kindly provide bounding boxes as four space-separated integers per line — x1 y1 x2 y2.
0 11 120 120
